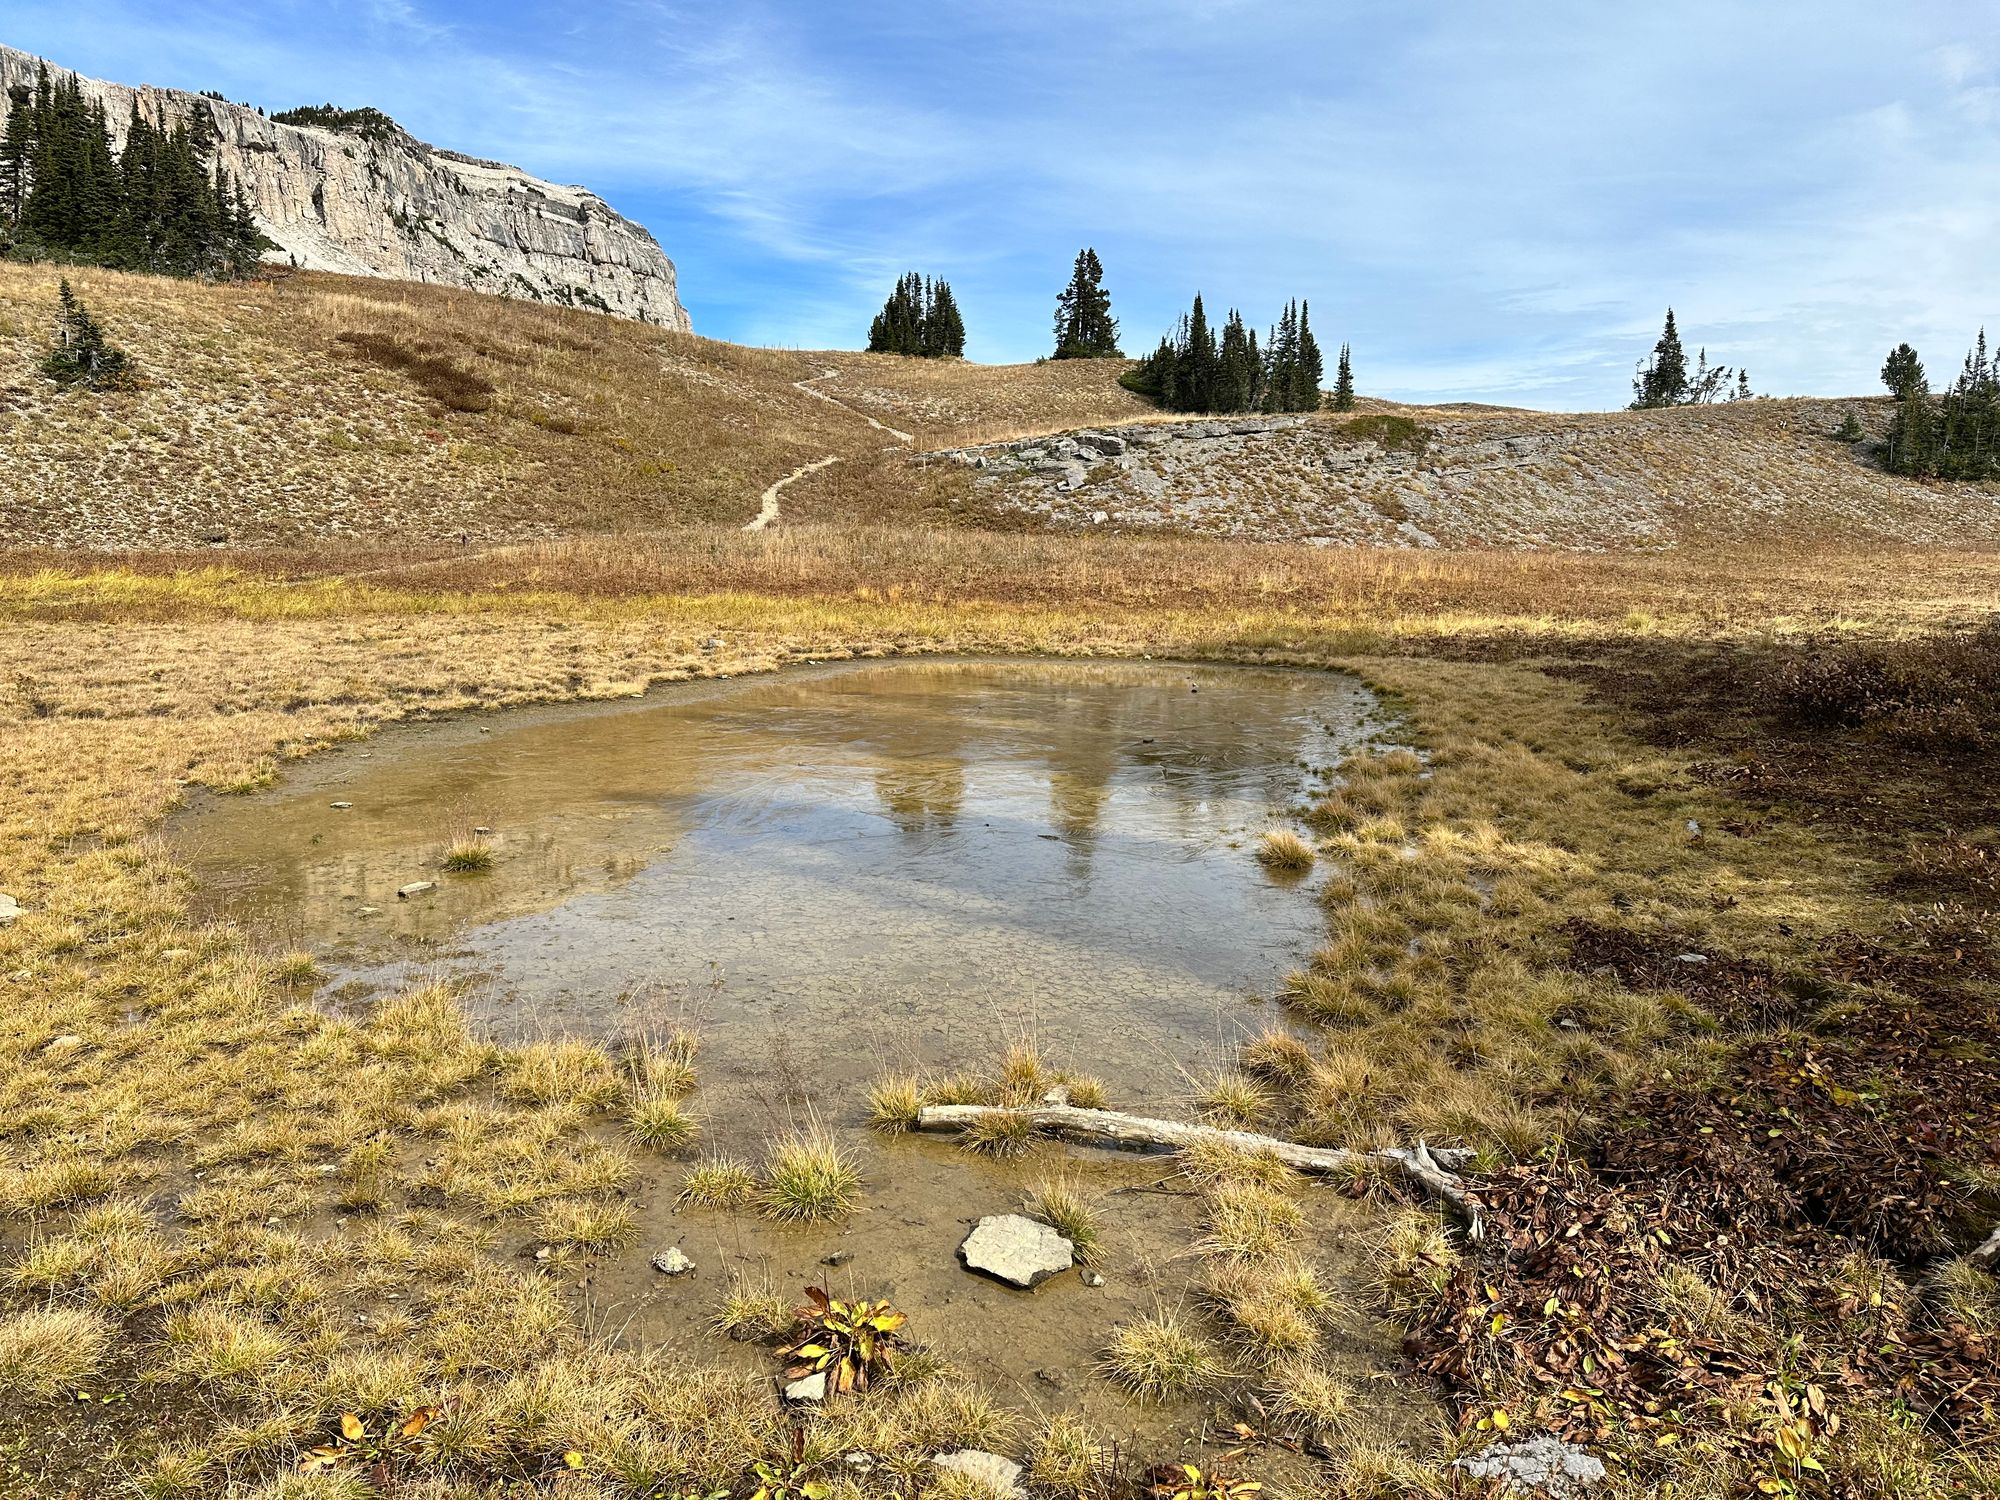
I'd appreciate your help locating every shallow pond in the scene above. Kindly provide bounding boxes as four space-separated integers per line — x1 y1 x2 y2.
180 658 1383 1118
173 659 1415 1462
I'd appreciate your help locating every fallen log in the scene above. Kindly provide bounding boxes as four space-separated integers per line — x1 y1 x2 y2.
914 1102 1478 1223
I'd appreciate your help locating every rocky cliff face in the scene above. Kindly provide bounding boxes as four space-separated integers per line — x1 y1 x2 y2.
0 45 690 329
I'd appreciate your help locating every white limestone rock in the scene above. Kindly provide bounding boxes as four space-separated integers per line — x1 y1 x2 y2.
957 1214 1073 1289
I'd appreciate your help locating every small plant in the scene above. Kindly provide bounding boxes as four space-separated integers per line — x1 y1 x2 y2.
748 1459 830 1500
1834 410 1866 443
775 1286 907 1395
1065 1073 1109 1109
866 1073 922 1132
271 951 321 985
1146 1463 1264 1500
1264 1356 1355 1436
298 1406 439 1473
961 1109 1037 1158
678 1155 757 1209
761 1130 861 1221
625 1091 698 1152
1102 1312 1226 1401
1200 1072 1274 1127
1027 1173 1103 1263
1000 1041 1052 1101
441 839 493 872
712 1273 796 1342
1256 829 1316 871
42 281 131 392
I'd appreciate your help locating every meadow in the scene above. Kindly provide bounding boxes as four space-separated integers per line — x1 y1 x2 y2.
1 528 1995 1497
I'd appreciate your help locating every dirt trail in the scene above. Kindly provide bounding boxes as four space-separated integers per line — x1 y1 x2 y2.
742 368 915 532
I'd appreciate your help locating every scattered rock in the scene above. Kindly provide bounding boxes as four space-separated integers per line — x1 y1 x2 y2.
1090 510 1109 524
1080 1270 1106 1288
1451 1437 1607 1499
820 1249 852 1268
650 1248 695 1276
930 1450 1025 1497
701 638 724 652
0 894 18 927
42 1034 83 1053
159 948 191 961
397 881 435 899
329 801 353 809
1674 952 1709 964
472 825 493 835
356 906 380 917
1077 432 1126 457
958 1214 1074 1289
783 1371 827 1404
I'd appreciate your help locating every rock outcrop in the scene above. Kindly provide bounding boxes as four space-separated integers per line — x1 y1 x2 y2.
0 46 689 328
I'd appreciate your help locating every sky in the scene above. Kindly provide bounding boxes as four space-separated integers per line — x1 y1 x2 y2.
6 1 1998 408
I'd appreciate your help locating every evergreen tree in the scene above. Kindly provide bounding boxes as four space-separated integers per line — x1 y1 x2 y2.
1631 309 1689 408
1124 291 1330 414
0 84 33 229
1183 293 1217 413
1295 300 1324 410
1332 342 1355 410
41 277 129 389
1052 247 1120 359
1881 343 1926 400
866 271 964 358
1732 370 1753 401
1216 309 1255 412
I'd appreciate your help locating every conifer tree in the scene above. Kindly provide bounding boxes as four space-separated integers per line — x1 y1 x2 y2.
41 277 129 389
1052 247 1120 359
1216 309 1255 412
1631 309 1689 408
1881 343 1926 400
1295 300 1324 410
1183 293 1217 413
1332 342 1354 410
866 271 964 358
0 84 33 229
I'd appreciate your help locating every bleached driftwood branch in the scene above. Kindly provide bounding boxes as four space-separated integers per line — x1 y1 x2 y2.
914 1102 1478 1223
1969 1223 2000 1272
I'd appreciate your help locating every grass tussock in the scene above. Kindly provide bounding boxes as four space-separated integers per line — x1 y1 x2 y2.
0 1306 113 1400
959 1109 1038 1158
440 838 494 873
677 1156 758 1210
1101 1311 1226 1402
711 1272 796 1342
1256 828 1317 871
1025 1173 1102 1264
866 1073 923 1132
760 1129 861 1221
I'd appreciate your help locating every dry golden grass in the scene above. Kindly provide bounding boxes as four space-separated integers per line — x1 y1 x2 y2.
0 533 1992 1492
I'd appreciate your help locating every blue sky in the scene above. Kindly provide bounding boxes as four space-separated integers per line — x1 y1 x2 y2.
9 2 1998 407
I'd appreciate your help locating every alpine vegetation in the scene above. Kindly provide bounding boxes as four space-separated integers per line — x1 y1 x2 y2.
1052 246 1122 359
1629 307 1752 409
1879 332 2000 481
1122 294 1327 414
866 270 967 358
40 278 129 390
0 63 266 277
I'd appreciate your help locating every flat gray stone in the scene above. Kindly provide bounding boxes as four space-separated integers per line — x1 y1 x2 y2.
930 1449 1025 1496
650 1248 694 1276
0 894 18 928
958 1213 1073 1289
1452 1437 1607 1499
396 881 435 899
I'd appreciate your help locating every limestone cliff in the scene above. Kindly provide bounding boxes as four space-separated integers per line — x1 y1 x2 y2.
0 44 690 329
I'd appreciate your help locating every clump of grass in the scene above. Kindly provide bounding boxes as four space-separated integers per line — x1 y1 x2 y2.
677 1156 757 1210
1063 1074 1108 1110
1370 1208 1459 1319
535 1197 638 1254
625 1092 698 1153
1028 1412 1114 1499
1199 1179 1305 1260
441 839 493 873
1203 1257 1334 1354
920 1072 996 1107
1179 1137 1296 1191
1257 828 1317 871
1242 1027 1315 1083
711 1272 796 1342
867 1074 923 1133
629 1031 699 1099
1026 1173 1102 1263
761 1130 861 1221
1199 1071 1274 1127
0 1306 113 1401
999 1042 1052 1103
161 1304 291 1387
504 1039 622 1108
960 1110 1037 1158
1101 1311 1226 1402
271 951 321 984
1265 1355 1357 1436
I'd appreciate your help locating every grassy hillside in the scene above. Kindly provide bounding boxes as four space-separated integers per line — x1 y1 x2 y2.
4 260 1998 553
0 264 1147 548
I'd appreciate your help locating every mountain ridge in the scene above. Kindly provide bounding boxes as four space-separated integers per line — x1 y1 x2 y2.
0 43 690 328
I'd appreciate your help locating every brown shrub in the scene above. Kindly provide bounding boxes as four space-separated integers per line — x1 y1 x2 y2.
335 330 496 413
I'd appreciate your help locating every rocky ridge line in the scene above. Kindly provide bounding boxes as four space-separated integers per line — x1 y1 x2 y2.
0 45 689 328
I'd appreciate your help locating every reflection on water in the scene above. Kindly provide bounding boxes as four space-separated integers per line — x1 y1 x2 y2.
176 660 1382 1117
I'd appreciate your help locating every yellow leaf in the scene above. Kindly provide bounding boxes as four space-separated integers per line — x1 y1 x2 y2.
1492 1408 1511 1432
339 1412 365 1442
563 1450 585 1470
